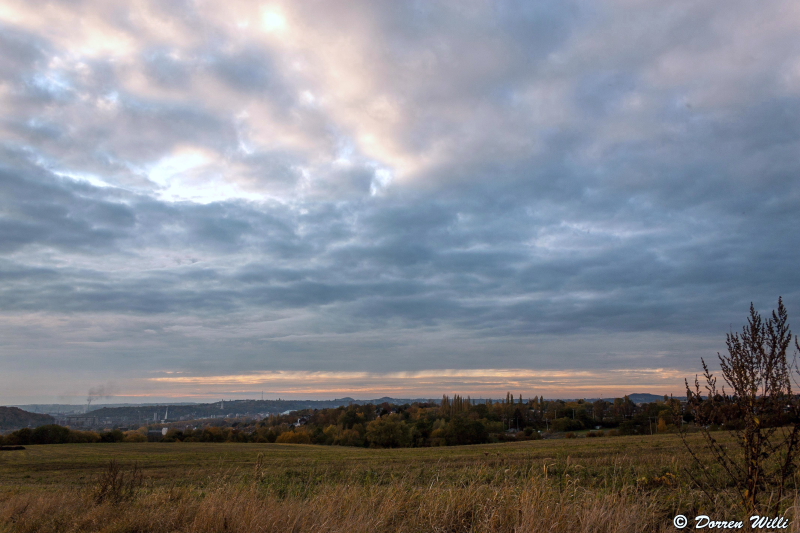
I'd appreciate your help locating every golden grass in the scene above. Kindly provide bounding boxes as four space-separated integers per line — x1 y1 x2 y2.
0 479 674 533
1 433 799 532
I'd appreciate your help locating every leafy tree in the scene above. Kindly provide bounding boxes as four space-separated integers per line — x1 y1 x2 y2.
5 428 32 445
275 429 312 444
31 424 72 444
338 427 365 447
366 414 411 448
444 415 489 446
551 417 583 432
592 400 607 423
411 416 434 446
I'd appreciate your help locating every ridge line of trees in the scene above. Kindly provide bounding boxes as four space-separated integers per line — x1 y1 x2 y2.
2 393 692 447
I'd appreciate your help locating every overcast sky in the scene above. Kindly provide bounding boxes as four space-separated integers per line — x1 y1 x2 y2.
1 0 799 404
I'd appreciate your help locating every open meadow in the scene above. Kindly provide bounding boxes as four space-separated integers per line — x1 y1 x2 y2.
2 433 799 532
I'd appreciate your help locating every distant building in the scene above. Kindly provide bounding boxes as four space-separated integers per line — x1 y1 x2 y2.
55 415 98 428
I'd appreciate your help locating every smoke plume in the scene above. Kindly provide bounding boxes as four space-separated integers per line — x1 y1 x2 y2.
86 383 118 411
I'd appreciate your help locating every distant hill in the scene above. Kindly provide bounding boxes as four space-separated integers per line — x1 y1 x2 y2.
586 392 686 403
0 407 54 429
15 394 683 424
87 397 441 424
13 403 200 415
561 393 685 404
627 393 679 404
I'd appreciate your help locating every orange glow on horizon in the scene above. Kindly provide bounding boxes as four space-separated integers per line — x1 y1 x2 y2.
142 367 688 398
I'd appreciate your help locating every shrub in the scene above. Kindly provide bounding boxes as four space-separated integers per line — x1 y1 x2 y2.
683 298 800 513
276 430 312 444
31 425 72 444
99 429 125 443
123 431 147 443
5 428 32 445
551 418 583 433
90 460 144 504
69 430 101 443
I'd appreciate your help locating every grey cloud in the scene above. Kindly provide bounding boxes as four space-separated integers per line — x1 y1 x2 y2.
1 0 800 397
575 71 639 117
143 48 194 89
119 97 237 155
0 24 49 75
212 48 279 94
0 161 136 253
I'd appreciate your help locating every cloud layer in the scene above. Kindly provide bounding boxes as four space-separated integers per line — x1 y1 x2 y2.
1 0 799 402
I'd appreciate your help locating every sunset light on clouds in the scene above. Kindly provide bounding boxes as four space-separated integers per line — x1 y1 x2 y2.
1 1 799 404
146 368 688 399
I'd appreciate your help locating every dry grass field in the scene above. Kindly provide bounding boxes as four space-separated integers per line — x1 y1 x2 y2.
1 433 798 532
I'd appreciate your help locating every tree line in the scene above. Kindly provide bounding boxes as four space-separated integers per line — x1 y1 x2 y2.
1 425 125 446
1 394 690 447
106 393 687 447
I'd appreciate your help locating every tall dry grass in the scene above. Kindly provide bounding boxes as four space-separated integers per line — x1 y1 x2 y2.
2 458 798 533
0 478 675 533
3 436 800 532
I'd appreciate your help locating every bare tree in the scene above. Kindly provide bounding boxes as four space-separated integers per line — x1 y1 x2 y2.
682 298 799 512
